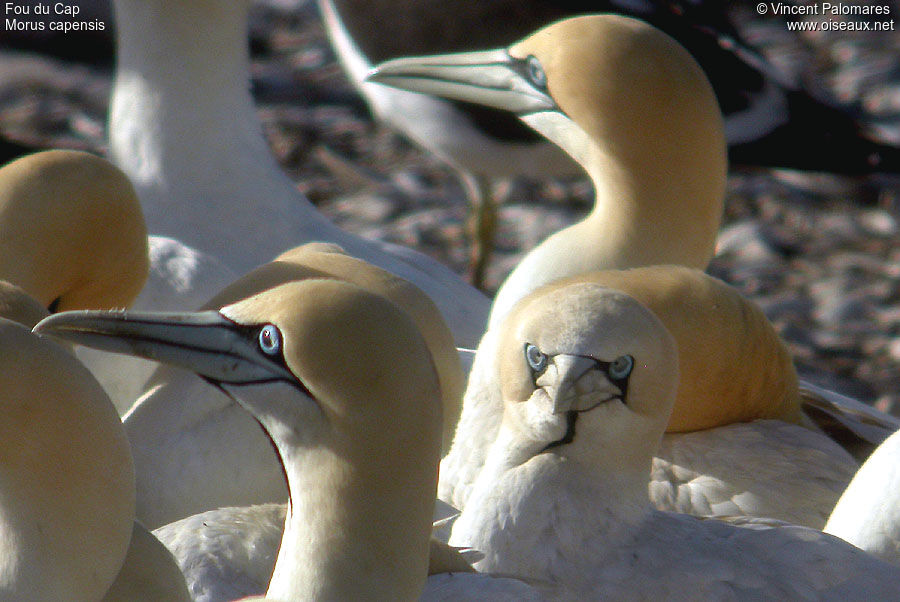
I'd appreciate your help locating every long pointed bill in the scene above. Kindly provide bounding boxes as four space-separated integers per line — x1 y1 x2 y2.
536 354 621 415
33 310 294 385
366 48 557 115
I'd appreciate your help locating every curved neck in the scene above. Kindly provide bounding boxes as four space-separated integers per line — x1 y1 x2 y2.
270 444 433 601
582 142 725 270
487 118 725 330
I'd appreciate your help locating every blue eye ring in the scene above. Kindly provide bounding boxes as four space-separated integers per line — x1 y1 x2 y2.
525 343 548 373
259 324 282 356
608 355 634 380
525 55 547 89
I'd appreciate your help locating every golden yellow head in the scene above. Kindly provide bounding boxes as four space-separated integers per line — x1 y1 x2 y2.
0 150 149 311
495 281 679 466
203 243 463 454
508 15 724 168
553 266 803 432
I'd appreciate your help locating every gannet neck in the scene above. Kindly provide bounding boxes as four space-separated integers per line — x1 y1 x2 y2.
35 280 445 601
0 150 149 311
218 282 442 600
271 439 434 601
0 320 135 600
110 0 328 272
454 427 651 579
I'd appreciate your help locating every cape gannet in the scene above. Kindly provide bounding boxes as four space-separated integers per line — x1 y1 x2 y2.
448 281 900 599
369 13 728 506
35 280 543 601
0 319 135 600
109 0 489 348
368 14 900 522
824 426 900 564
0 150 149 312
368 11 899 497
122 242 464 529
0 149 153 413
367 13 726 329
447 266 861 526
322 1 900 287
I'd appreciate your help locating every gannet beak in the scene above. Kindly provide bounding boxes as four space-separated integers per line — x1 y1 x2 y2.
536 354 620 415
366 48 557 115
33 310 294 385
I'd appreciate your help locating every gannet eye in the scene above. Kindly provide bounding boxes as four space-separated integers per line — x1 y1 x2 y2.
525 55 547 89
608 355 634 380
258 324 282 356
525 343 548 373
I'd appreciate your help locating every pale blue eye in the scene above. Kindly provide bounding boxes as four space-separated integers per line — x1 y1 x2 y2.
259 324 281 355
609 355 634 380
526 55 547 89
525 343 548 372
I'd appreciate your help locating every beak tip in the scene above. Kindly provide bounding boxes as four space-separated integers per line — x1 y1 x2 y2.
363 67 378 83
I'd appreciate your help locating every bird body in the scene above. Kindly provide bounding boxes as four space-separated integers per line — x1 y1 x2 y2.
446 266 858 527
36 280 541 600
0 319 188 601
102 522 191 602
825 426 900 564
0 319 134 600
448 281 900 599
153 504 285 602
152 501 501 602
110 0 489 349
369 16 883 528
123 243 463 529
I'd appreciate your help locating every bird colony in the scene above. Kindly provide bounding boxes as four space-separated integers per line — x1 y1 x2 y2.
1 4 899 601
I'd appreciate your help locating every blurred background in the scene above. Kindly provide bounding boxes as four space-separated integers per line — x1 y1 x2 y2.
3 0 900 412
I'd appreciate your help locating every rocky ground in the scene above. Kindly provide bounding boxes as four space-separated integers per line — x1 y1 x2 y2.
2 1 900 413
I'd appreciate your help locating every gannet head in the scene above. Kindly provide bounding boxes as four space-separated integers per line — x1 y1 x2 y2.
567 266 805 432
0 319 135 599
0 150 149 312
35 279 443 600
495 281 678 473
367 14 726 190
192 242 463 454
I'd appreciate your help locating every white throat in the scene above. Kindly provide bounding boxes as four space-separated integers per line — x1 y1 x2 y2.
450 423 652 583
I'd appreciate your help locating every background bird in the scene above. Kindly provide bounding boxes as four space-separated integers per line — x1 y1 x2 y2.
2 1 900 411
